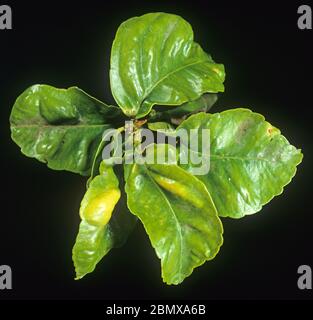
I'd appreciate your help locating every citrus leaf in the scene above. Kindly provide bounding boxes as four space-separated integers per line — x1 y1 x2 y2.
10 84 120 176
150 93 218 122
110 12 225 118
124 161 223 285
147 121 175 132
177 109 303 218
73 163 136 279
72 221 111 280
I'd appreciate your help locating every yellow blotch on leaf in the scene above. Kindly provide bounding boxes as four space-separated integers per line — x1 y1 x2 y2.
81 189 121 226
152 174 204 208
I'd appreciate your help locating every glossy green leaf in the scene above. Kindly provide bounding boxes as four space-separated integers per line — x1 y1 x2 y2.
73 163 136 279
72 221 111 280
124 161 223 285
110 12 225 118
177 109 303 218
147 121 175 132
87 127 124 188
150 93 218 122
10 85 121 176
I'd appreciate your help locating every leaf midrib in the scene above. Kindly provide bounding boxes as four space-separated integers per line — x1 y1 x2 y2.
138 59 209 109
187 147 282 163
142 164 184 280
210 154 275 162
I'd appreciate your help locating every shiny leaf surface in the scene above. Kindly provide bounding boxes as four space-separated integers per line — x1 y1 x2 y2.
177 109 303 218
125 162 223 285
10 85 120 175
110 13 225 118
73 163 136 279
80 162 121 226
72 221 111 280
150 93 218 122
147 121 175 132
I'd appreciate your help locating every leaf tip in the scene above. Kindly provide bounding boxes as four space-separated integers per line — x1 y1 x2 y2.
74 274 84 281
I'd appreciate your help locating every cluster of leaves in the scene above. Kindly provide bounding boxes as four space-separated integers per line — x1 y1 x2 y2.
9 13 303 285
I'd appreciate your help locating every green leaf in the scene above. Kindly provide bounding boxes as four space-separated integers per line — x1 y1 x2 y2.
150 93 218 122
87 127 124 188
72 221 111 280
80 162 121 226
124 161 223 285
73 163 136 279
177 109 303 218
169 93 218 117
147 121 175 132
10 84 121 176
110 12 225 119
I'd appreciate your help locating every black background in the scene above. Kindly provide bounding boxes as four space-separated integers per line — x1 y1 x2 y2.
0 0 312 300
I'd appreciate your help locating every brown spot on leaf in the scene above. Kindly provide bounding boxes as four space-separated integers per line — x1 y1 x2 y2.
236 119 254 143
